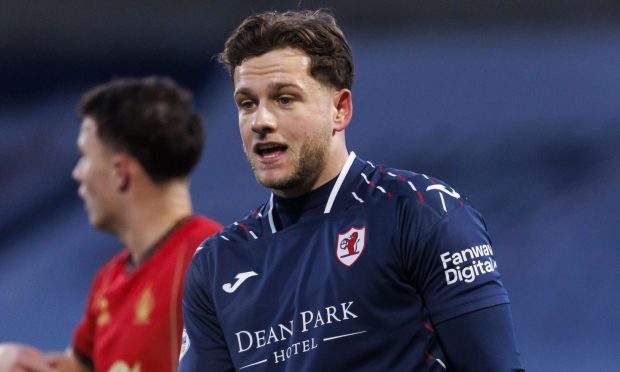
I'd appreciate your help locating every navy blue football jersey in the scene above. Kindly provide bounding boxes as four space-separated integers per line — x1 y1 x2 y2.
180 153 510 371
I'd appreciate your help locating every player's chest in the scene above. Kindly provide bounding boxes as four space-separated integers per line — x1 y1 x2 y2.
92 271 178 354
216 210 396 301
212 210 419 370
91 272 177 370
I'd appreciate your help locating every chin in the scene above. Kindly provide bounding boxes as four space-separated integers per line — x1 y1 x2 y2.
254 169 283 187
88 213 112 232
256 176 286 190
255 176 282 189
96 221 117 235
257 173 306 193
89 215 104 229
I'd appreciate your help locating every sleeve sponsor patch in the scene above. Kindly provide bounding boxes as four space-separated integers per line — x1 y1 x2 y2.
439 244 498 285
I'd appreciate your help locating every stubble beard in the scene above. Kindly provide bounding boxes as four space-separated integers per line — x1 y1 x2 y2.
247 129 332 195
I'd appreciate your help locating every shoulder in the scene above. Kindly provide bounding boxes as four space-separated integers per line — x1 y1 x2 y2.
191 202 269 260
185 205 268 297
103 249 129 270
90 249 128 287
358 160 467 219
189 215 223 238
158 215 222 259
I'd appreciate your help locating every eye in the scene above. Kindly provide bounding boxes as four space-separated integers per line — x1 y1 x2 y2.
238 99 255 110
278 96 294 105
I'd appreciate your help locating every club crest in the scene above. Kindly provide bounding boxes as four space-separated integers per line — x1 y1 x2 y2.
336 226 366 267
134 285 154 325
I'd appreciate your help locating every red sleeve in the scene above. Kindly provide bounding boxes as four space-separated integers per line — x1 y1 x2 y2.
72 267 106 360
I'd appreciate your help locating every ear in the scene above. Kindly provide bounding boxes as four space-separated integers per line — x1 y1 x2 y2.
332 89 353 132
112 154 132 193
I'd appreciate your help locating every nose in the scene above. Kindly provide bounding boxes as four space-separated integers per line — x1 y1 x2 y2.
251 104 277 134
72 159 82 182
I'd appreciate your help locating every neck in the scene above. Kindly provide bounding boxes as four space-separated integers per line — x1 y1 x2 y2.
117 180 193 266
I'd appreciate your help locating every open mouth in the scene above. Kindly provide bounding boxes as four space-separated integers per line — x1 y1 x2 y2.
255 143 288 158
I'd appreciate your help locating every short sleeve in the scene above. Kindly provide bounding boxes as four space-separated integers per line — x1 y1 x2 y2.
72 271 102 362
403 202 510 324
179 247 234 372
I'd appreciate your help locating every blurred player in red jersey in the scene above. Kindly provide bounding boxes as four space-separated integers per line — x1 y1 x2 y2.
0 77 221 372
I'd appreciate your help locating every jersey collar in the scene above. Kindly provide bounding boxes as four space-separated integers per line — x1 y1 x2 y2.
266 151 358 233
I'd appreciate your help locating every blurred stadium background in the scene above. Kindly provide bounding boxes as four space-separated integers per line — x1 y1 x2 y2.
1 1 619 370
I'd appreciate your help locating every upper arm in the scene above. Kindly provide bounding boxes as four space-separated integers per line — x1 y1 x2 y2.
402 200 510 323
434 304 524 371
70 270 105 370
179 248 234 372
397 188 521 369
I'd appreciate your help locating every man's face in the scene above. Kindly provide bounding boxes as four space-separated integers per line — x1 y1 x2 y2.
72 117 122 232
233 47 338 197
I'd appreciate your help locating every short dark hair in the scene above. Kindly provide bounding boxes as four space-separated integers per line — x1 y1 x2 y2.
219 9 354 90
79 76 203 183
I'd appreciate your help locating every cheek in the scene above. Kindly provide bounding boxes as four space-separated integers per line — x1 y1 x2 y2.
82 163 110 191
85 163 102 181
295 116 327 139
296 103 331 131
239 115 252 134
239 124 250 145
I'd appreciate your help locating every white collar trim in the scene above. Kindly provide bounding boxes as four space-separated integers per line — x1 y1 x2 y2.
266 151 357 232
324 151 356 214
267 193 276 233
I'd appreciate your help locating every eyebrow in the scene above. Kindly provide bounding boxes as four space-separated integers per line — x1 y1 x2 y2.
234 82 302 98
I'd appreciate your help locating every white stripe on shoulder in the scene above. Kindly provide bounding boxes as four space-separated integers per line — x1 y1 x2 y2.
360 173 370 184
324 151 356 214
439 193 447 213
351 192 364 203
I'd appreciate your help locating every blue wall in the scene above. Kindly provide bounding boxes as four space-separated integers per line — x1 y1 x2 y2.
1 24 619 371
